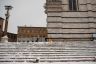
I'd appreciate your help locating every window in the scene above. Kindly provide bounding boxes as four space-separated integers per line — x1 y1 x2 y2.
69 0 79 11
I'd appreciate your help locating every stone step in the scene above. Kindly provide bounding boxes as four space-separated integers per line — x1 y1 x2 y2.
0 55 94 58
0 51 94 53
0 56 95 59
0 42 96 47
18 44 96 47
0 58 94 62
0 49 95 52
0 54 96 58
0 44 96 46
40 59 94 62
0 42 96 62
1 54 96 56
0 56 94 59
0 51 96 54
0 47 96 49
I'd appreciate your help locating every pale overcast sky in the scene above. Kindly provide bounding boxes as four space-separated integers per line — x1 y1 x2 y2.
0 0 47 34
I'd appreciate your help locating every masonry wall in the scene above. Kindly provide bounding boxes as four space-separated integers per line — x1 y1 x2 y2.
46 0 96 41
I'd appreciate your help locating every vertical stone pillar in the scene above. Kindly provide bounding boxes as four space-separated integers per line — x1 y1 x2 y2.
4 6 12 36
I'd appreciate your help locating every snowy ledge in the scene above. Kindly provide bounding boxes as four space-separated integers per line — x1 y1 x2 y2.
0 62 96 64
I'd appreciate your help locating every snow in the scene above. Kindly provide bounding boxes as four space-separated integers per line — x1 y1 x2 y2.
0 62 96 64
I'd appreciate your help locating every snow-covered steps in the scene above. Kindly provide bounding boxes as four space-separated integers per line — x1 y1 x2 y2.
0 41 96 62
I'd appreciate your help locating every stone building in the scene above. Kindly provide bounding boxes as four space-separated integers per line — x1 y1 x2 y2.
7 32 17 42
45 0 96 41
17 26 47 42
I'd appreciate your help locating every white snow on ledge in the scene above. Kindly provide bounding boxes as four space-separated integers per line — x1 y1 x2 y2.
0 62 96 64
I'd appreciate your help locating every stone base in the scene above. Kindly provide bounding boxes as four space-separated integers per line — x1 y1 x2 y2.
1 35 8 43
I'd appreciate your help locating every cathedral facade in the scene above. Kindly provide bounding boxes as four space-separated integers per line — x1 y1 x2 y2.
45 0 96 41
